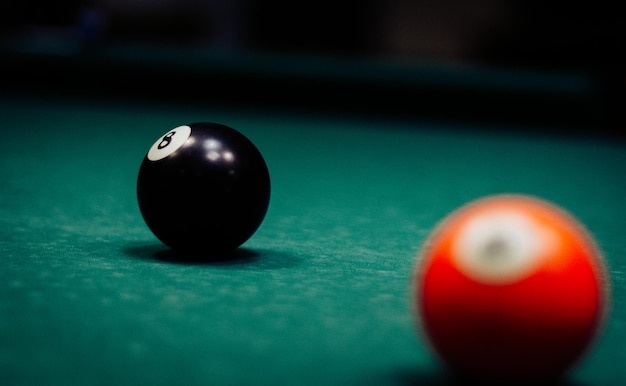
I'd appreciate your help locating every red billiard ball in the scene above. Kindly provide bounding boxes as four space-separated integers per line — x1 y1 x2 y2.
413 194 609 382
137 122 271 254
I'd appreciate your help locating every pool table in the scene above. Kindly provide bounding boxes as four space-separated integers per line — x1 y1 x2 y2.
1 45 625 385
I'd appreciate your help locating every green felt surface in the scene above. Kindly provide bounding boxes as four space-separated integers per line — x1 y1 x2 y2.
1 93 625 385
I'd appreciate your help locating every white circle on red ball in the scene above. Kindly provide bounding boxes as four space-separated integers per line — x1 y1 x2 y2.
452 210 557 284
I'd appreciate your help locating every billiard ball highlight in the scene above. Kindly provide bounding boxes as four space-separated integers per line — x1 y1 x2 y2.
137 122 270 254
413 194 609 381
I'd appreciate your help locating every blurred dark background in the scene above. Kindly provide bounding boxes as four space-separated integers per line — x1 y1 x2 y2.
2 1 623 68
1 0 624 133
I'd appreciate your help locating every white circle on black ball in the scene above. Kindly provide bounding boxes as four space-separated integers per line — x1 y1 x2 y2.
147 125 192 161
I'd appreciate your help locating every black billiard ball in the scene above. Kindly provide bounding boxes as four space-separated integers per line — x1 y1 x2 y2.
137 122 271 254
